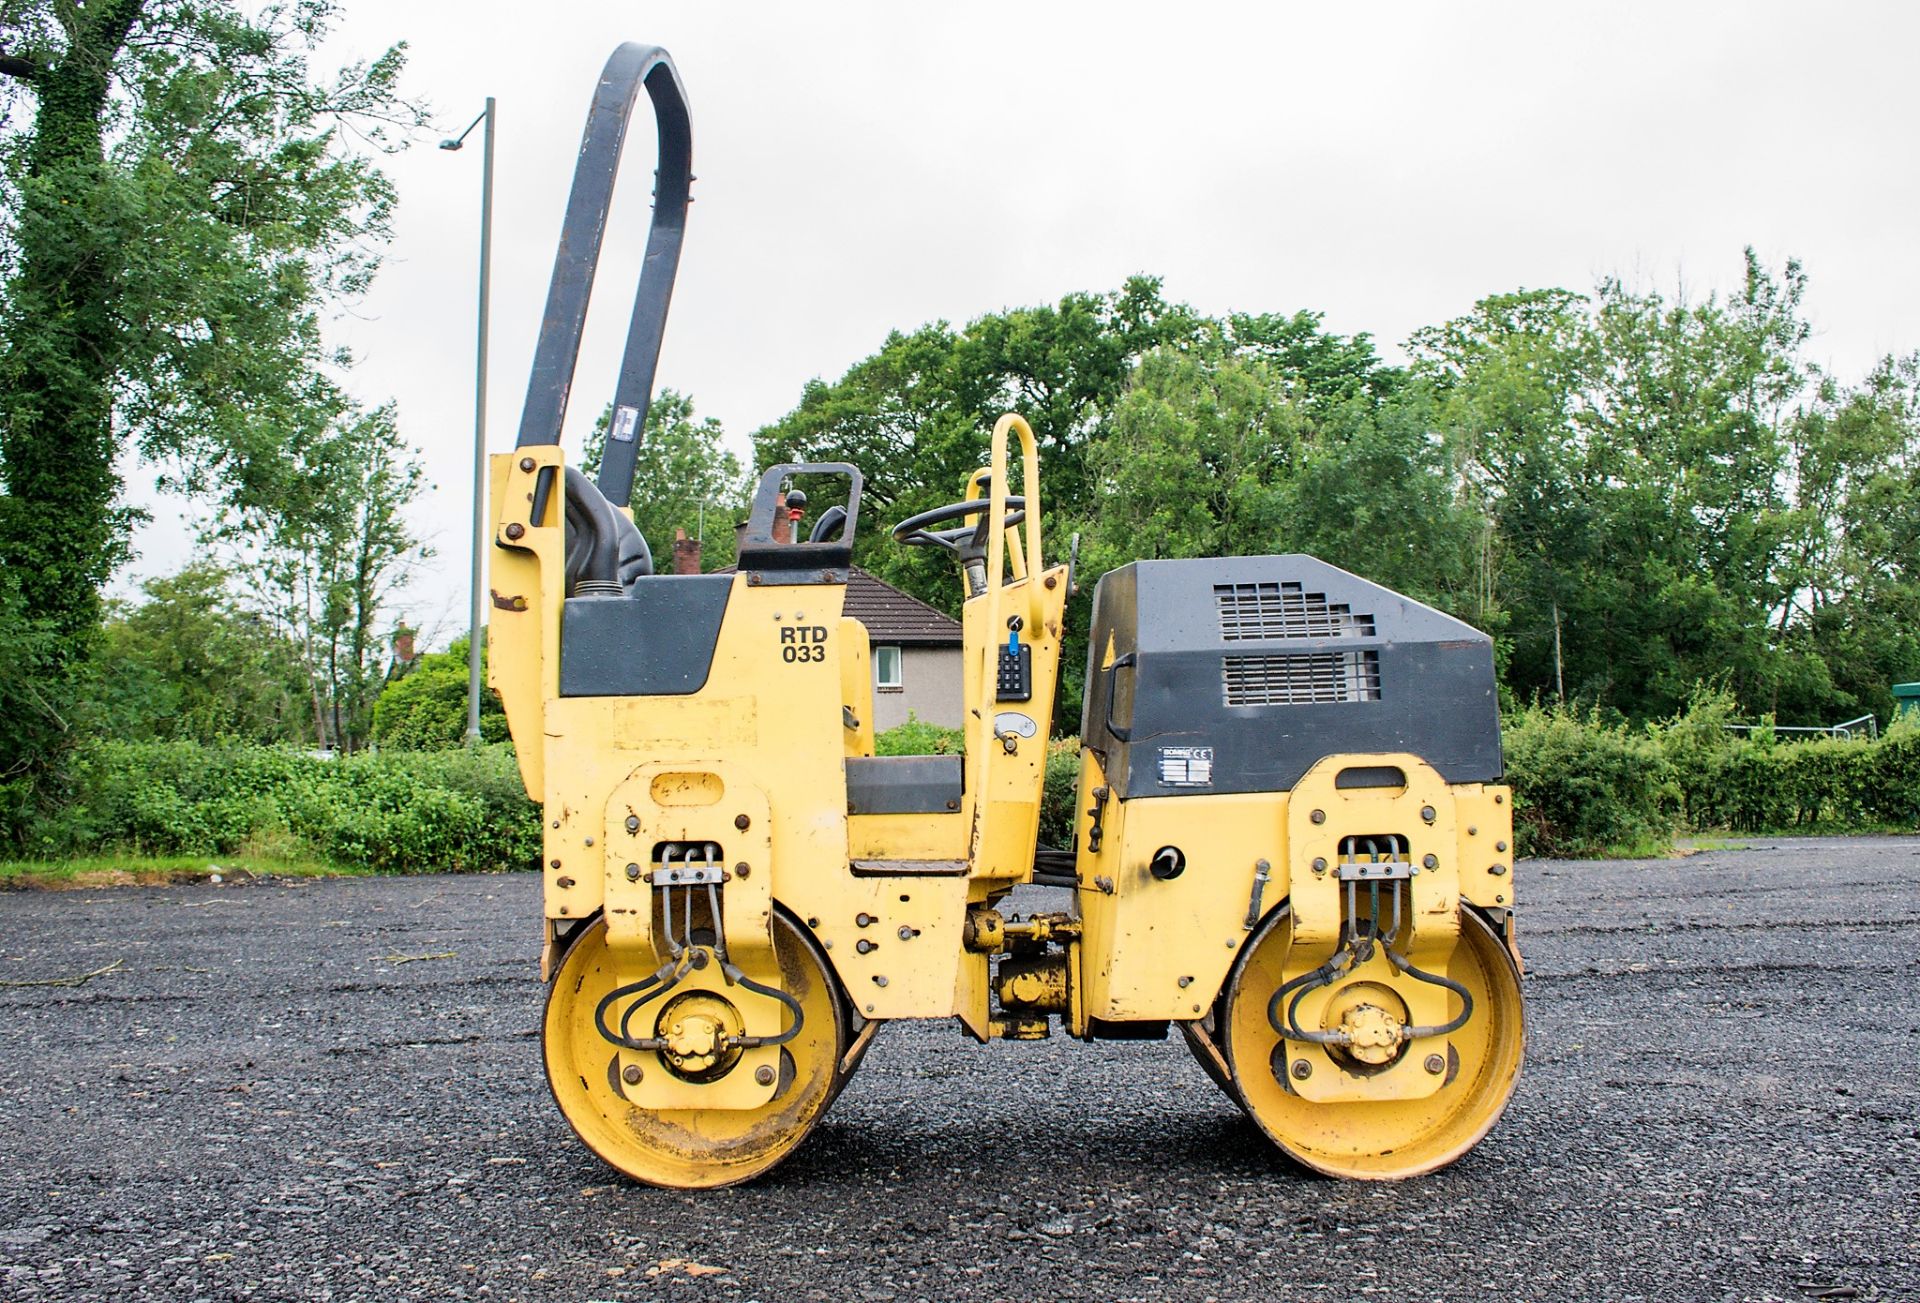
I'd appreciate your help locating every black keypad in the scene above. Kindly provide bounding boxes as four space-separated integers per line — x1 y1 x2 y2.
996 644 1032 701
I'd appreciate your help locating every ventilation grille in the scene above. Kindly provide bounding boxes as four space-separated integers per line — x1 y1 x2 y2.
1222 651 1381 706
1214 581 1375 640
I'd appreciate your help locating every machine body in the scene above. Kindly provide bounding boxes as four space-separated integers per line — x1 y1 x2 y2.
489 43 1525 1188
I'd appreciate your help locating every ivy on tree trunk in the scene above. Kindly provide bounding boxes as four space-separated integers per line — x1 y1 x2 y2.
0 0 146 655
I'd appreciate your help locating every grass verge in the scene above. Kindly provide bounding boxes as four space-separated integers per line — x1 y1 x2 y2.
0 853 362 890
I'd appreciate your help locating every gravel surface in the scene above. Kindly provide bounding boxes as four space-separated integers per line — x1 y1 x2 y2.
1 836 1916 1302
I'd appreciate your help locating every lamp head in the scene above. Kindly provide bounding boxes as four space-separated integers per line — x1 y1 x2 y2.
439 139 463 151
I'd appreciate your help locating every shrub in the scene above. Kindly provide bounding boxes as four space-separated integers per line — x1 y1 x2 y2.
873 715 965 756
1502 705 1677 857
1855 716 1920 827
75 699 1871 876
1038 736 1082 848
1502 690 1920 846
371 636 510 750
1647 685 1742 830
1690 725 1920 833
25 740 540 873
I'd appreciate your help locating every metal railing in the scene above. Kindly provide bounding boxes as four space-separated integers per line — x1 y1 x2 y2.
1723 714 1878 741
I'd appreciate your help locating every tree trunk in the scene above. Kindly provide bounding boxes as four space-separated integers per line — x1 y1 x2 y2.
0 1 147 660
346 502 378 753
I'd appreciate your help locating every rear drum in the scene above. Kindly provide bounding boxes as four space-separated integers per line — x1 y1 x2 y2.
1220 905 1524 1179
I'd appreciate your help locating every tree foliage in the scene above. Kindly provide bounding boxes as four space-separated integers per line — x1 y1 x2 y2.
0 0 417 641
752 255 1920 728
1415 251 1920 720
89 561 308 744
0 0 420 818
755 277 1198 602
371 634 508 751
218 402 429 752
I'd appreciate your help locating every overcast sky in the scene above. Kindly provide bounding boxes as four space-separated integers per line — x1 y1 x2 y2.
117 1 1920 644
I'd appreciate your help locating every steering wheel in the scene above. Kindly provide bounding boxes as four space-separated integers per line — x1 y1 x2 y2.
889 497 1026 560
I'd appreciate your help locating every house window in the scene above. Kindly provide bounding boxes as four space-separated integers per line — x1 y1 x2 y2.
874 645 903 691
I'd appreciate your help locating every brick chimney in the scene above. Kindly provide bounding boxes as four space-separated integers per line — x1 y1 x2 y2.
671 527 701 575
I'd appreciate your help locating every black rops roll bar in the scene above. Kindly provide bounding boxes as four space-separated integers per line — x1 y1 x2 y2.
514 43 691 511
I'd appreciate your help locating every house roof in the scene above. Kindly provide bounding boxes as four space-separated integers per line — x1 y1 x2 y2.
842 568 963 646
709 564 962 645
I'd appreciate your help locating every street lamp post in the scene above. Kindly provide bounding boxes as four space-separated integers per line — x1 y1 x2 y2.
441 98 495 747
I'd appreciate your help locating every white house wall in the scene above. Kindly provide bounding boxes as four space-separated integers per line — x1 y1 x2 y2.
872 646 965 731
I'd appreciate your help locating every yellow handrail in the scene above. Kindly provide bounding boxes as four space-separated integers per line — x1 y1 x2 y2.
962 467 1022 578
982 413 1044 653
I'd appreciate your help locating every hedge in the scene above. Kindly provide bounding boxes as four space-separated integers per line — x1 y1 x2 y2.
1503 705 1676 857
1510 697 1920 855
23 741 540 873
20 705 1918 873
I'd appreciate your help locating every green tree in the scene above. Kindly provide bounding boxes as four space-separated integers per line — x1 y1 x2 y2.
1773 353 1920 720
1271 387 1492 622
754 277 1202 612
89 562 308 743
1085 349 1300 565
1222 309 1401 413
0 0 419 783
0 581 61 832
1082 341 1488 709
1410 287 1598 698
371 633 508 750
223 403 428 751
1414 253 1831 720
581 388 747 568
756 285 1435 723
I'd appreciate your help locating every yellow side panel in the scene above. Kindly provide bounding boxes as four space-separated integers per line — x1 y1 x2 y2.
1074 751 1499 1033
960 566 1069 883
485 449 567 799
604 696 758 752
1074 750 1282 1021
839 617 875 758
599 762 771 960
805 874 970 1019
848 812 967 862
1282 754 1460 958
532 576 850 932
1275 754 1464 1104
1453 784 1516 911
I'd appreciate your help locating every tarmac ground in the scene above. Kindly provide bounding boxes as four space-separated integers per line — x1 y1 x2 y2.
1 835 1916 1301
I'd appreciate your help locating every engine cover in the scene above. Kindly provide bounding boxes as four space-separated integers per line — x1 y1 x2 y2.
1079 556 1502 799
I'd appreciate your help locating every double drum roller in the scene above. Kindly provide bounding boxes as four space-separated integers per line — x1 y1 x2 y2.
487 43 1525 1189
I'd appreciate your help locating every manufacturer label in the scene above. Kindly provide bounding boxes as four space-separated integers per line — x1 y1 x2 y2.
1158 746 1214 788
610 404 641 443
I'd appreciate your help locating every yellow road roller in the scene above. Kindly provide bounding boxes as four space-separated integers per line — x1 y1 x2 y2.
487 44 1524 1188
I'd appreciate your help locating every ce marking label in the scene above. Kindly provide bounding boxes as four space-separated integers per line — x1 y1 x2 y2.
778 625 829 663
